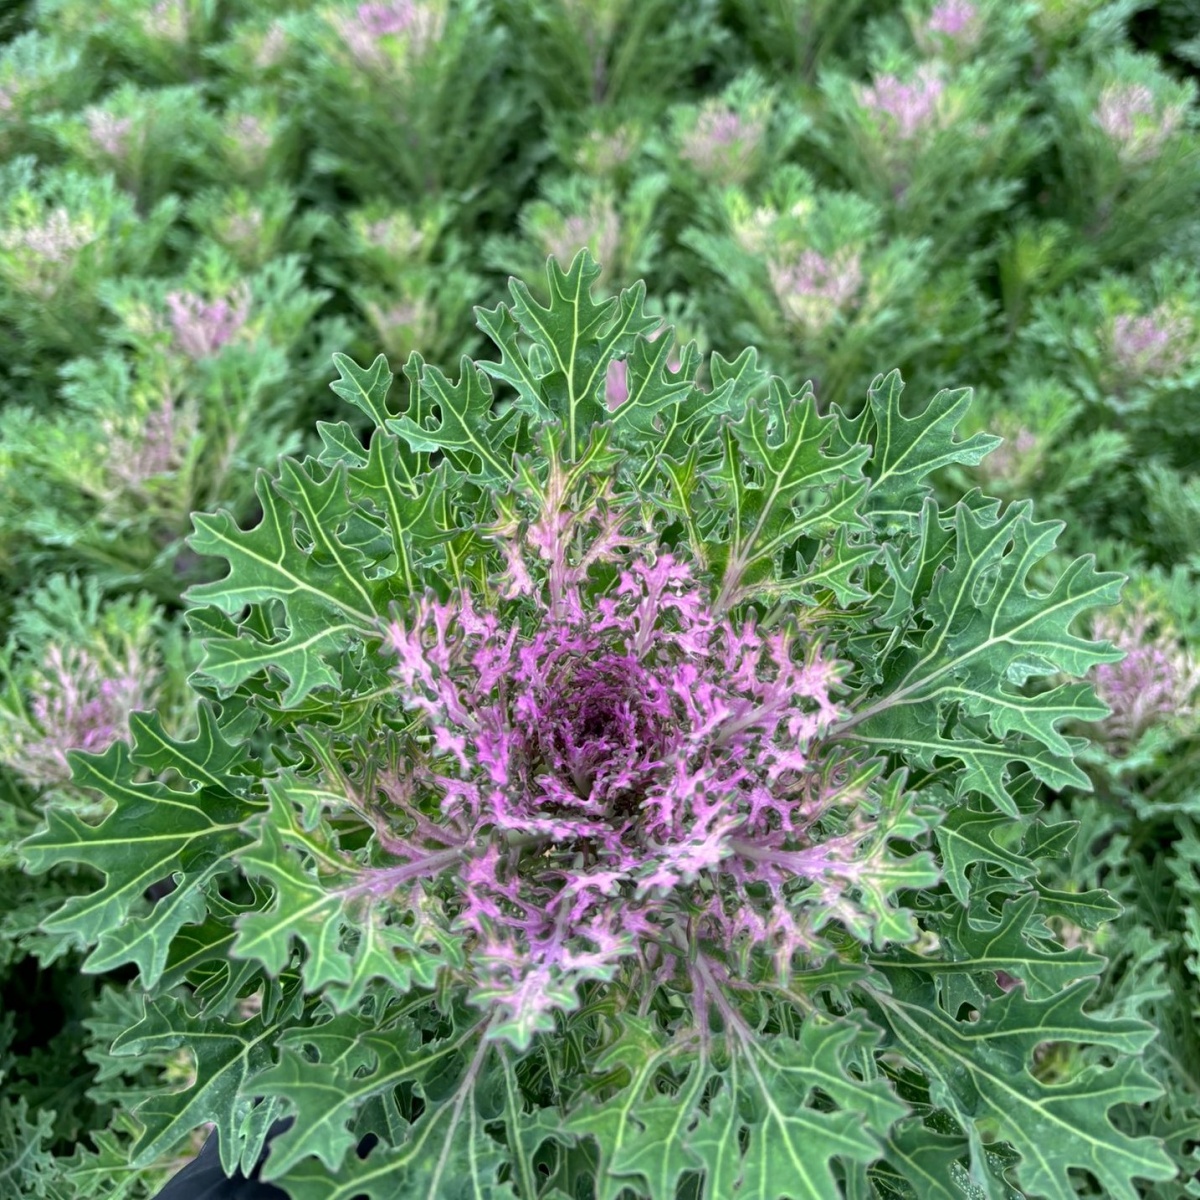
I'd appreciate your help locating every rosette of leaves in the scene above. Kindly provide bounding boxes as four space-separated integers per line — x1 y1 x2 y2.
21 254 1179 1198
808 47 1044 266
0 155 179 387
493 0 719 115
999 256 1200 566
682 164 994 410
290 0 528 230
0 240 354 604
1043 47 1200 275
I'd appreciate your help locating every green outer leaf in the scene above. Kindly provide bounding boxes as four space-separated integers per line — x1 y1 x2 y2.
275 1119 515 1200
737 1020 906 1199
842 499 1123 812
879 1120 970 1200
883 893 1105 1000
561 1047 706 1200
836 371 1003 529
188 471 376 625
935 804 1037 904
868 982 1174 1200
19 709 261 985
350 437 460 596
0 1097 57 1199
607 328 696 442
255 1012 491 1185
389 354 519 484
477 250 658 462
707 376 870 610
232 781 457 1001
563 1015 906 1200
112 995 297 1174
186 469 378 704
328 351 402 430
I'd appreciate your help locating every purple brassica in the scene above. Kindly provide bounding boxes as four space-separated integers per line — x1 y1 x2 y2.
1091 605 1200 749
377 454 867 1039
164 284 251 360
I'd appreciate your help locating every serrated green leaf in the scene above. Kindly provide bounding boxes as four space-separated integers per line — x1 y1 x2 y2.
125 703 251 798
389 354 519 484
935 805 1037 905
841 499 1123 812
255 1011 490 1183
57 1123 151 1200
869 981 1174 1200
476 250 659 463
1030 879 1122 929
0 1097 57 1200
188 470 376 624
275 1119 516 1200
707 376 871 611
112 994 297 1175
186 470 379 704
558 1021 705 1200
349 436 460 595
880 1120 970 1200
884 894 1104 1000
737 1020 905 1199
835 372 1002 530
565 1015 906 1200
232 781 457 1000
841 770 941 948
607 329 695 441
19 710 262 986
473 300 555 425
688 1076 743 1200
948 894 1105 999
328 351 403 430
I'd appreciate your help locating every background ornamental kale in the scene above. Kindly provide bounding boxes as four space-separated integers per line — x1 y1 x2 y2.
15 253 1174 1198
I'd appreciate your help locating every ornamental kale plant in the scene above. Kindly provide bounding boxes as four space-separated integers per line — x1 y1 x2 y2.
20 253 1178 1198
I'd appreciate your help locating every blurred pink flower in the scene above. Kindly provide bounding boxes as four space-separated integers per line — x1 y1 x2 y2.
12 645 151 787
105 397 197 495
254 23 290 69
362 213 425 259
226 114 277 173
1091 606 1200 748
85 109 135 159
1106 304 1195 380
220 208 266 256
769 248 864 335
926 0 982 46
165 284 251 359
143 0 189 43
1 208 96 264
982 426 1038 484
858 65 945 140
577 127 636 176
364 296 433 358
541 201 620 281
1094 83 1185 166
334 1 444 70
680 105 767 185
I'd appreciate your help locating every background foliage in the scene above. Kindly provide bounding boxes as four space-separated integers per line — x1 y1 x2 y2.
0 0 1198 1196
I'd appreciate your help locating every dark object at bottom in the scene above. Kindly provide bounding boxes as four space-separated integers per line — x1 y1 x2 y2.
153 1121 292 1200
152 1119 379 1198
